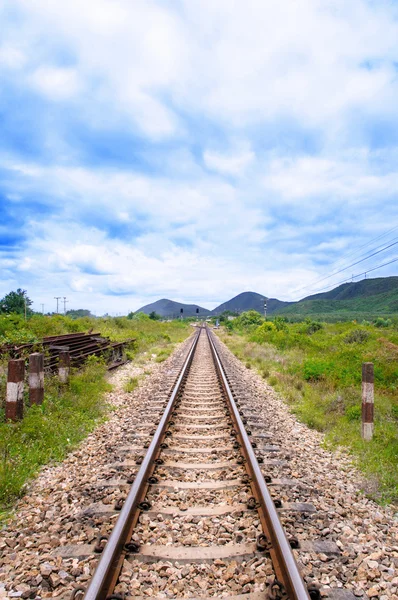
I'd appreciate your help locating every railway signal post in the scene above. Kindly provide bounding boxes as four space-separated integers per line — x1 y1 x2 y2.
361 362 374 441
29 352 44 405
6 358 25 421
59 349 71 384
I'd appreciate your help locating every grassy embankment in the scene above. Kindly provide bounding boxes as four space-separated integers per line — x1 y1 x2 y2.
0 314 190 515
219 313 398 504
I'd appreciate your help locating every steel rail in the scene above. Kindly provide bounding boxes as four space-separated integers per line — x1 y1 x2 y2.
83 327 201 600
206 327 311 600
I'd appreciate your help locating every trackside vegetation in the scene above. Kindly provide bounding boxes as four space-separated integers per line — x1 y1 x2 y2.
218 311 398 504
0 313 190 515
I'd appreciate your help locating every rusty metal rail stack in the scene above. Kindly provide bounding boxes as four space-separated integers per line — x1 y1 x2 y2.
77 325 315 600
0 332 134 371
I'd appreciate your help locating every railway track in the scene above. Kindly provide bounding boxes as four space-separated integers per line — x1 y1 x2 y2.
72 326 318 600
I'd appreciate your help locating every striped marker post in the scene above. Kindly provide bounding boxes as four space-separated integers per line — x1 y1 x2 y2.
6 359 25 421
29 353 44 405
59 350 70 384
361 362 374 441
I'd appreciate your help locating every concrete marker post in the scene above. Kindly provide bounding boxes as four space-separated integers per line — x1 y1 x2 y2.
361 362 374 441
6 359 25 421
59 350 70 384
29 352 44 405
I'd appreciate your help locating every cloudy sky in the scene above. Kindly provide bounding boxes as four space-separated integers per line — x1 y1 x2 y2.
1 0 398 314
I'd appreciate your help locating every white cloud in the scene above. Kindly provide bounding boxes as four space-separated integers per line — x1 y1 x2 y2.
262 152 398 201
8 0 398 134
204 145 255 175
1 1 398 313
0 45 26 69
28 66 80 101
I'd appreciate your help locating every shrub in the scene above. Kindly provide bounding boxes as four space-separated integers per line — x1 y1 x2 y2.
273 316 288 331
236 311 264 327
305 320 323 335
252 321 276 342
344 329 370 344
302 359 328 381
374 317 392 328
374 317 392 327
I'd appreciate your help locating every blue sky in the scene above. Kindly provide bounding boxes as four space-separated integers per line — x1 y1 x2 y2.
1 0 398 314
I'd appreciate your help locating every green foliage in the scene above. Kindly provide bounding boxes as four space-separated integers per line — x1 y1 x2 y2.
301 320 323 335
233 310 264 329
302 359 328 381
252 321 276 342
0 362 110 510
273 277 398 318
0 312 191 514
274 316 288 331
218 319 398 504
149 311 161 320
130 311 150 321
374 317 392 328
0 289 33 316
344 329 370 344
124 377 139 393
345 405 361 421
66 309 93 319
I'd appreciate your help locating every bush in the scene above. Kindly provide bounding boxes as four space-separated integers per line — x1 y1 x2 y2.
236 310 264 327
374 317 392 328
302 359 328 381
344 329 370 344
273 316 288 331
252 321 276 342
304 320 323 335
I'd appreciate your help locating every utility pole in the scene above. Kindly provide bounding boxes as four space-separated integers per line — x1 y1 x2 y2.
54 297 61 314
63 297 68 315
41 304 44 315
263 297 268 320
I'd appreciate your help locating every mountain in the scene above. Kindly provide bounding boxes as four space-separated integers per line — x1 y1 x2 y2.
135 277 398 319
136 298 210 318
276 277 398 317
211 291 291 315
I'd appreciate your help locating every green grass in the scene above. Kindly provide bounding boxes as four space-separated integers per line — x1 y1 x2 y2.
0 314 191 517
124 376 139 393
219 318 398 504
0 361 111 517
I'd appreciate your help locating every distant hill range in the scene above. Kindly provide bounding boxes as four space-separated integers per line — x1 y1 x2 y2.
211 291 290 315
135 277 398 318
136 298 210 318
277 276 398 317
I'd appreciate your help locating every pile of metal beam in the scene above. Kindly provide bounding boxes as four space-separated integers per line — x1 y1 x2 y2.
0 332 134 371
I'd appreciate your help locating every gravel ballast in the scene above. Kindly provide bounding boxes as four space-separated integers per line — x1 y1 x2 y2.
0 330 397 599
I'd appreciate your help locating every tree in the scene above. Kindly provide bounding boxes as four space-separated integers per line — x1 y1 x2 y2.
127 311 135 320
66 309 93 319
149 311 161 320
0 289 33 316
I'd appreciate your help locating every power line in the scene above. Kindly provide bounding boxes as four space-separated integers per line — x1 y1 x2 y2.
323 224 398 271
291 224 398 296
293 236 398 296
302 256 398 297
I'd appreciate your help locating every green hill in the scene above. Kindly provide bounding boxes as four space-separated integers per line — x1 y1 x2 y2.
212 291 290 315
135 298 210 318
276 277 398 319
